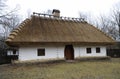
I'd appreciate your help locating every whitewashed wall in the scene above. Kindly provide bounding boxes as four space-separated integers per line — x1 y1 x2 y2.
19 46 64 61
18 45 107 61
78 46 106 57
7 50 13 55
7 50 19 56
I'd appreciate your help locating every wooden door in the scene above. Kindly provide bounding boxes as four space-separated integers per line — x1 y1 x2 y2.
64 45 74 60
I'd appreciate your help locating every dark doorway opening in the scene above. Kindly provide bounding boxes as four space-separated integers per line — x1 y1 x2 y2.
64 45 74 60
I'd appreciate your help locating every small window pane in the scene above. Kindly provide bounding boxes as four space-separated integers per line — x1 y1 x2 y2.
87 48 91 54
13 50 16 54
38 49 45 56
96 47 100 53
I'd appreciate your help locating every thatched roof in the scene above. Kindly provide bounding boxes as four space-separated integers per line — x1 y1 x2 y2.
6 13 115 46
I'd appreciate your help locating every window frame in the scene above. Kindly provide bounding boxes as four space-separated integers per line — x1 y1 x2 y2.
37 49 45 56
13 50 16 55
86 48 91 54
96 47 100 53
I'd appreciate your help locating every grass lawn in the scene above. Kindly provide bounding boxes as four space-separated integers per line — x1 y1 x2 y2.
0 58 120 79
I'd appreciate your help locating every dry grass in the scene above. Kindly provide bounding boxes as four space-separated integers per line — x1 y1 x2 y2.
0 58 120 79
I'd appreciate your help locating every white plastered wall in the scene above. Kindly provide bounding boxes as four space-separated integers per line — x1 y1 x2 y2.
18 46 64 61
18 45 107 61
78 46 106 57
7 50 19 56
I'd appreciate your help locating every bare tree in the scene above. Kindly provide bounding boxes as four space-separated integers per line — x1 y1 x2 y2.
79 12 98 26
96 14 119 40
46 9 52 15
0 0 6 16
78 11 119 40
111 2 120 39
79 12 89 22
0 0 20 37
78 2 120 40
0 0 20 49
2 14 20 38
0 0 18 20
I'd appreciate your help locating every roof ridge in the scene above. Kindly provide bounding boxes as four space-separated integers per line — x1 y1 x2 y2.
32 12 86 23
6 18 31 42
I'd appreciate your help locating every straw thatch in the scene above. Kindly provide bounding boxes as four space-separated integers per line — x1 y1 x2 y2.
6 14 115 46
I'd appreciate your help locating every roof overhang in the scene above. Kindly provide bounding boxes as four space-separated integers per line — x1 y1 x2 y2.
6 41 115 47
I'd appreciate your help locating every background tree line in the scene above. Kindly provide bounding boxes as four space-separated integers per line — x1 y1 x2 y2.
0 0 20 50
79 2 120 40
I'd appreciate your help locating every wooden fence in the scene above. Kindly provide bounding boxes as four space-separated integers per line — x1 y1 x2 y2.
107 49 120 57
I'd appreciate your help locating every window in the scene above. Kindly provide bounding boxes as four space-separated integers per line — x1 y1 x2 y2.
13 50 16 55
86 48 91 54
96 47 100 53
37 49 45 56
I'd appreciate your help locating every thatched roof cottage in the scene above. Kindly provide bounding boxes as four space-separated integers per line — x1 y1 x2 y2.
6 9 115 61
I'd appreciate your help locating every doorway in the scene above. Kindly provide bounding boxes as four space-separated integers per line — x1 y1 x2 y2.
64 45 74 60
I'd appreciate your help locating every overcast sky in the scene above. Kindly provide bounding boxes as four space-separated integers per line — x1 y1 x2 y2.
6 0 120 19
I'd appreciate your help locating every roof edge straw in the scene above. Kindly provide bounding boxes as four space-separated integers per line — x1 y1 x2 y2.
32 12 85 22
6 41 115 47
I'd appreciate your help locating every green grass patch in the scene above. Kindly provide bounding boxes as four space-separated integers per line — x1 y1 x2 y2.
0 58 120 79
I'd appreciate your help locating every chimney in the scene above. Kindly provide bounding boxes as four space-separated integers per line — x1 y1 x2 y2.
52 9 60 17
